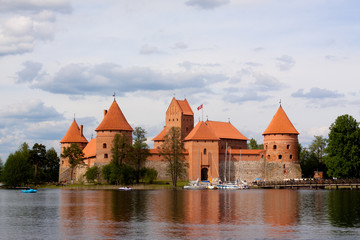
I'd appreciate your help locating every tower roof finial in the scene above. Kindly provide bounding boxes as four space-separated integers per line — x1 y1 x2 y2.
113 92 116 101
279 99 282 107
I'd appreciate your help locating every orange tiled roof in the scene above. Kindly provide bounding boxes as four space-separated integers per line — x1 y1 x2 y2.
177 99 193 116
95 100 133 131
83 138 96 158
263 106 299 135
205 121 249 141
184 121 219 141
220 149 264 155
152 127 167 141
60 120 88 143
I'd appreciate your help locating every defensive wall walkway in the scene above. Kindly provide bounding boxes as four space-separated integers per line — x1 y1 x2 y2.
255 179 360 190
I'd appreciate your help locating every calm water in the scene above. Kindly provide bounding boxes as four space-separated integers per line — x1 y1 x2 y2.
0 188 359 239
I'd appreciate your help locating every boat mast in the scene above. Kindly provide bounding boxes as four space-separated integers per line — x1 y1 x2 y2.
224 142 227 182
229 147 231 182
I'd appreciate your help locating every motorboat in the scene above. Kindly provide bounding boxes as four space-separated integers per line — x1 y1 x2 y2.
119 186 132 191
183 179 207 190
21 189 37 193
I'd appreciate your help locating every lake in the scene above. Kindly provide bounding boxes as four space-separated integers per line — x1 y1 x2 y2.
0 188 359 239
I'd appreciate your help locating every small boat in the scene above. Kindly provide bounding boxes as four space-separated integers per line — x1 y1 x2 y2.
21 189 37 193
206 184 218 190
119 186 132 191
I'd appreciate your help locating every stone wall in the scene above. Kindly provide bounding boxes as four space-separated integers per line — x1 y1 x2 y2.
264 162 302 181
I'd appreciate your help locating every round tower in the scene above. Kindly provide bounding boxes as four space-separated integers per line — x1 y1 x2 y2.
95 100 133 165
263 105 301 180
59 119 88 181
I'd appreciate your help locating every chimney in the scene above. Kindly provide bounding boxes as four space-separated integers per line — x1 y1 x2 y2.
104 109 107 116
80 125 84 136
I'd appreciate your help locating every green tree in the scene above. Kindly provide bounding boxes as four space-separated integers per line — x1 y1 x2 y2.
309 136 327 165
61 143 85 182
101 162 136 185
2 143 32 187
132 127 150 183
111 133 132 166
325 114 360 179
85 166 100 183
248 138 264 149
40 148 60 182
0 158 3 181
142 167 158 184
29 143 46 184
299 144 318 178
160 127 187 187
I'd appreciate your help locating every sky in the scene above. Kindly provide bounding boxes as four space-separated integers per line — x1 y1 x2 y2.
0 0 359 160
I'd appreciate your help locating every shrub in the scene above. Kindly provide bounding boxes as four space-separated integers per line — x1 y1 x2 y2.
85 166 100 182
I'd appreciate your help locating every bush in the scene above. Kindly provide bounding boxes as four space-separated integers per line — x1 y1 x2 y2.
101 163 136 185
141 167 158 184
85 166 100 182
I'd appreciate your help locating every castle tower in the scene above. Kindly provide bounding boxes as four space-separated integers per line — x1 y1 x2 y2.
95 100 133 165
263 105 301 180
153 97 194 148
59 119 88 181
184 121 219 181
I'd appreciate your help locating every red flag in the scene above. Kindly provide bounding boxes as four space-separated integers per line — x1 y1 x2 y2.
197 104 203 111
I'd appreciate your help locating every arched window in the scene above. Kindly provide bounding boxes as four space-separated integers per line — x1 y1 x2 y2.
287 145 290 149
290 154 293 159
204 148 207 155
278 155 282 159
267 155 270 159
273 145 277 149
103 143 107 149
104 154 108 158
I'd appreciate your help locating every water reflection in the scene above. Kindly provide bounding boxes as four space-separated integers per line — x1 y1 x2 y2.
55 189 360 239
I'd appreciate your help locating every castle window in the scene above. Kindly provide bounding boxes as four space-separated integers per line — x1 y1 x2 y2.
278 155 282 159
177 118 178 121
290 154 293 159
62 161 64 164
266 145 268 149
267 155 270 159
104 154 108 158
204 148 207 155
273 145 277 149
283 164 286 168
103 143 107 149
287 145 290 149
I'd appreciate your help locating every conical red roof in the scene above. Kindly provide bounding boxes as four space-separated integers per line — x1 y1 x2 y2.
263 106 299 135
60 120 88 143
95 100 133 131
185 121 219 141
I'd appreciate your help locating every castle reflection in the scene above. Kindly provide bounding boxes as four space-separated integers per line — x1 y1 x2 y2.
59 189 307 239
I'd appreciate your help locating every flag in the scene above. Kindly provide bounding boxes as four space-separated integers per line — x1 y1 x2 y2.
197 104 203 111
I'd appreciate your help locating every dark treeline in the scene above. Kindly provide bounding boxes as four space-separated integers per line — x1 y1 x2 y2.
0 142 59 187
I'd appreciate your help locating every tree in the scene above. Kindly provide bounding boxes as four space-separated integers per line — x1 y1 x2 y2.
2 143 32 187
309 136 327 165
325 114 360 179
41 148 60 182
248 138 264 149
61 143 85 182
85 166 100 183
101 162 136 185
299 144 318 178
132 127 150 183
111 133 132 166
29 143 46 184
160 127 187 187
0 158 3 181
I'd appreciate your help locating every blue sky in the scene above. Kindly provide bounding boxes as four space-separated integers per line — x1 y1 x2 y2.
0 0 359 160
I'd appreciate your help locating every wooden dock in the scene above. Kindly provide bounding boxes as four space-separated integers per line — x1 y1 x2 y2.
255 179 360 190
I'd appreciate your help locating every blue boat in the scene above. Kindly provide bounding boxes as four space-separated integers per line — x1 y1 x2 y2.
21 189 37 193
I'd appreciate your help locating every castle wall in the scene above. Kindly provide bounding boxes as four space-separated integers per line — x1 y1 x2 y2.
219 139 247 151
145 152 189 180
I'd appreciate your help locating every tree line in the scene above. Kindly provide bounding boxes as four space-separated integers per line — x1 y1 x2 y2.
0 143 59 187
300 114 360 179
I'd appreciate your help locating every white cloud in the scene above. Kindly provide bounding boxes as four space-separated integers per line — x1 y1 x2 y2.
139 44 161 55
185 0 230 10
276 55 295 71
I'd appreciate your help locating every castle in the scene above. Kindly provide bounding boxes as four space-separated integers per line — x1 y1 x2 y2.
59 98 301 183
